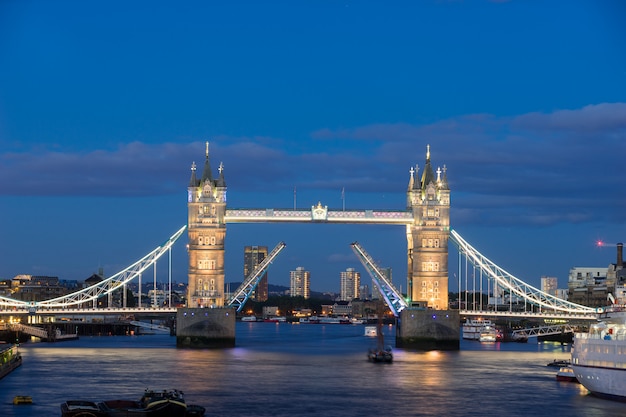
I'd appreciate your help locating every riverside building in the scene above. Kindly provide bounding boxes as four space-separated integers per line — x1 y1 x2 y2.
243 246 269 301
340 268 360 301
290 267 310 299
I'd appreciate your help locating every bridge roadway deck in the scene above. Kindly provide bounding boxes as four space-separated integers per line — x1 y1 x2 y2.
224 208 414 224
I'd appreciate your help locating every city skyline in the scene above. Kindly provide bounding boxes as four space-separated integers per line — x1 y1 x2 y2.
1 1 625 295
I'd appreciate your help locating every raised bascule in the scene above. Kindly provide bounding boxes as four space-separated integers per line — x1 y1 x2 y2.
178 142 460 349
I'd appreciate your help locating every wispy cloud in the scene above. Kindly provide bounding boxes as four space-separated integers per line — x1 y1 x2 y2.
1 103 624 228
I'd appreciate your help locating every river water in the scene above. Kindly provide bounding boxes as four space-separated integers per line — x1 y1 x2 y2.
0 322 623 417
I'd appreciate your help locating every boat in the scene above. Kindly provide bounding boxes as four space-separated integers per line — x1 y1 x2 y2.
241 316 258 322
99 389 189 417
546 359 571 368
367 317 392 363
299 316 351 324
555 366 579 383
0 344 22 380
264 316 286 322
571 307 626 401
462 318 493 340
364 326 377 337
479 326 497 342
13 395 33 405
61 400 107 417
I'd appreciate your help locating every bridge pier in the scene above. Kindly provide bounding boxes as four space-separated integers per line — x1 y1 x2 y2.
396 309 460 350
176 307 236 348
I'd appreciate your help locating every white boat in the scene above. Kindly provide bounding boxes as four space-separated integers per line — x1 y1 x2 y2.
479 326 497 342
571 308 626 400
462 318 493 340
364 326 377 337
555 366 578 383
241 316 257 322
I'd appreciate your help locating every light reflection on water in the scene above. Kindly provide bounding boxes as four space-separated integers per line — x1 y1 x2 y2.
0 323 623 417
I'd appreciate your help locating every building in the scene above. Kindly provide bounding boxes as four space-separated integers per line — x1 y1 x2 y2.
290 267 310 299
340 268 360 301
406 145 450 310
10 275 68 303
186 142 227 308
567 244 625 307
243 246 268 302
541 276 558 296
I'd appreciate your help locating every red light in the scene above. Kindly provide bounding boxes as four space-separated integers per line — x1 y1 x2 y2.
597 240 604 247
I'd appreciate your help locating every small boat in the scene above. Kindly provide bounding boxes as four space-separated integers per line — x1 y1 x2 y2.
0 344 22 380
367 313 392 363
547 359 571 368
13 395 33 405
479 326 497 342
364 326 377 337
140 388 188 416
241 316 257 322
556 366 579 383
462 318 493 340
61 400 107 417
100 389 189 417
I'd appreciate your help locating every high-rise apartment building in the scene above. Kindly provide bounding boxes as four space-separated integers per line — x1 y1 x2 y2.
244 246 268 301
340 268 360 301
290 267 310 299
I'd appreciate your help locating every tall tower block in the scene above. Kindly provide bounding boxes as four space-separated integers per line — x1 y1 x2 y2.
187 142 227 307
406 145 450 310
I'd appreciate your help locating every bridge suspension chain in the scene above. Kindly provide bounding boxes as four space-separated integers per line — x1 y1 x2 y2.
0 226 187 310
449 229 596 315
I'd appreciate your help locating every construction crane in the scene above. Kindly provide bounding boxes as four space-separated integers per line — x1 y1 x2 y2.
227 241 286 312
350 242 408 317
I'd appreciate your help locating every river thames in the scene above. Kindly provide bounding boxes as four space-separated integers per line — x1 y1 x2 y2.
0 322 623 417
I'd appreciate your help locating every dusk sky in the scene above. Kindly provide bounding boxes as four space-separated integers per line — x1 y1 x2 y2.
1 1 625 296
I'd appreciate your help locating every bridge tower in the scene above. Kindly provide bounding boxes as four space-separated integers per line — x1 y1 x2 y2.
186 142 227 307
406 145 450 309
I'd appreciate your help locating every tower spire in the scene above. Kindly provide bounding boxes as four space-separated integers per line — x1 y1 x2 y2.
201 141 213 182
420 145 435 191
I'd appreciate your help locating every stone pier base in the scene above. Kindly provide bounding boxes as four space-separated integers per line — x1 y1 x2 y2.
176 307 236 348
396 309 460 350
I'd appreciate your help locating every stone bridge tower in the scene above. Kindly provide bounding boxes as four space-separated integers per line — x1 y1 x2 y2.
406 145 450 310
186 142 227 307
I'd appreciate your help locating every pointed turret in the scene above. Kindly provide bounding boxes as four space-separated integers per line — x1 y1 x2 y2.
407 165 415 191
201 141 213 182
189 161 198 187
440 164 449 190
216 161 226 187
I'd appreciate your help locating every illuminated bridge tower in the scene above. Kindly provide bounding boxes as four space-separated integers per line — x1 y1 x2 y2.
406 145 450 310
186 142 227 307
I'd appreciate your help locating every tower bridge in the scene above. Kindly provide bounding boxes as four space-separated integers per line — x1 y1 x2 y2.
0 143 601 347
187 142 450 311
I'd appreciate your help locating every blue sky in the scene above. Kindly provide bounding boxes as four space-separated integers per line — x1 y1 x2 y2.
1 0 625 295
